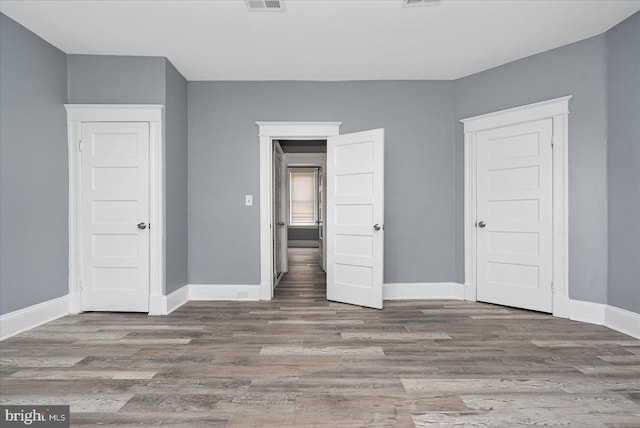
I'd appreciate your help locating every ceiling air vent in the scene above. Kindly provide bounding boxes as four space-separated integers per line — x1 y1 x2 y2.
246 0 285 12
402 0 442 7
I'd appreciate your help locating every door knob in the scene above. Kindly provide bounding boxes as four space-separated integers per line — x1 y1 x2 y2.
277 222 285 226
137 222 147 230
477 221 486 228
373 224 382 231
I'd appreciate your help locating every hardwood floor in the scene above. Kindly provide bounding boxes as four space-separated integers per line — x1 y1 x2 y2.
1 247 639 427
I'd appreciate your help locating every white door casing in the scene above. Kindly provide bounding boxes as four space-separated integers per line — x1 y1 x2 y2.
461 96 571 318
476 119 553 312
66 104 165 315
258 122 342 300
318 167 326 271
327 129 385 309
81 122 151 312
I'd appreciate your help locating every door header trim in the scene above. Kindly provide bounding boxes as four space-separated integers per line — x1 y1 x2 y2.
460 96 572 133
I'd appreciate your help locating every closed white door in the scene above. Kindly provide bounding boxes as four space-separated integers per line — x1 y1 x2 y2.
476 119 553 312
273 142 286 284
81 122 150 312
327 129 384 309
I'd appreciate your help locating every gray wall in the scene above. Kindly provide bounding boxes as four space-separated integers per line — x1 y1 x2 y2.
0 14 69 315
165 61 189 294
188 81 456 285
67 55 165 104
606 12 640 313
455 35 609 304
68 54 189 295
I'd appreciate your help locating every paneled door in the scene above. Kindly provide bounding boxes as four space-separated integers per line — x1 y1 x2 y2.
327 129 384 309
318 167 326 272
81 122 150 312
476 119 553 312
273 141 286 285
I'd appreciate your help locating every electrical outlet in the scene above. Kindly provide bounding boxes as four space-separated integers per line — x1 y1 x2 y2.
245 195 253 206
237 291 249 299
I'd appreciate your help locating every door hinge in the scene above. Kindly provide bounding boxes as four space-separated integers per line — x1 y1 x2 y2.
78 140 83 152
551 137 554 148
551 280 554 292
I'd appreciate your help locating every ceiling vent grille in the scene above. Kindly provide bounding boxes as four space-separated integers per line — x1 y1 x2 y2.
246 0 285 12
402 0 442 7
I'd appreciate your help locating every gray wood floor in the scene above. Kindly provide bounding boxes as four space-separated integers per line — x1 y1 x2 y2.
1 248 639 427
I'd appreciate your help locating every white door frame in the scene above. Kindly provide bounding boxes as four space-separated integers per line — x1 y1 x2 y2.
257 122 342 300
65 104 165 315
461 96 572 318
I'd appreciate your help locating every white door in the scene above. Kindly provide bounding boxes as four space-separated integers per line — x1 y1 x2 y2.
318 168 326 271
273 142 286 285
81 122 150 312
327 129 384 309
476 119 553 312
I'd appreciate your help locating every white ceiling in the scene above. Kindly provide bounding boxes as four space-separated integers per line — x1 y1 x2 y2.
1 0 639 81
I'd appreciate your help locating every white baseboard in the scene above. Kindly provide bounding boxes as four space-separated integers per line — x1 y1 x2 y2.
569 299 607 325
564 299 639 339
189 284 261 301
165 285 190 315
0 295 70 341
605 305 640 339
288 240 319 248
383 282 464 300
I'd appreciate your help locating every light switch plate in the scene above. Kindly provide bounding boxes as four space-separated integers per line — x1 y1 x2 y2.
245 195 253 206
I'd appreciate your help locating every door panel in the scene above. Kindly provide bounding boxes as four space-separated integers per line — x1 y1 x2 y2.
476 119 553 312
327 129 384 309
81 122 150 312
273 142 286 285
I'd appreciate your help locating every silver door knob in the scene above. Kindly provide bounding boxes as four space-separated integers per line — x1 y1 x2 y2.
137 222 147 230
373 224 382 231
477 221 486 228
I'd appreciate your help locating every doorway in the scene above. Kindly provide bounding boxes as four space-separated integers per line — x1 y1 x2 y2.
258 122 386 309
461 96 571 316
65 104 165 315
273 139 327 288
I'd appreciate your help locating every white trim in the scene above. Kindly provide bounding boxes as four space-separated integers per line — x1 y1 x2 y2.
460 96 572 133
461 96 572 316
0 296 70 341
64 104 165 315
258 122 342 301
605 305 640 339
383 282 465 300
64 104 163 122
189 284 261 301
569 299 606 325
165 285 190 315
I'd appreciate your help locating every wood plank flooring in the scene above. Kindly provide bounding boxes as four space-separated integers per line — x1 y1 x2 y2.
1 247 639 427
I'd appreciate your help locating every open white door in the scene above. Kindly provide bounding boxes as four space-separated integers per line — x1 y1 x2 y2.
273 142 286 285
327 129 384 309
81 122 150 312
318 167 326 271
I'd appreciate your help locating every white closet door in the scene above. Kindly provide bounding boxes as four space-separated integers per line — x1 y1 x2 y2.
81 122 150 312
476 119 553 312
